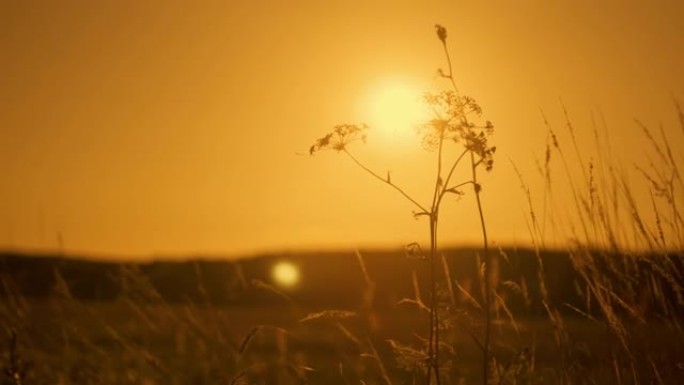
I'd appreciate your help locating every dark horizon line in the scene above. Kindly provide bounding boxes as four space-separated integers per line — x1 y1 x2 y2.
1 242 677 264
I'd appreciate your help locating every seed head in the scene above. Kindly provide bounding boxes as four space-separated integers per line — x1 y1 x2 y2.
435 24 447 43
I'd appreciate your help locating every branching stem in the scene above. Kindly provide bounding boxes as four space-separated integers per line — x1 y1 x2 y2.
343 149 429 215
315 25 495 385
437 149 470 207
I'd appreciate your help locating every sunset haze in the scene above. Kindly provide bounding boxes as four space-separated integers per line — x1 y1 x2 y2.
1 0 683 259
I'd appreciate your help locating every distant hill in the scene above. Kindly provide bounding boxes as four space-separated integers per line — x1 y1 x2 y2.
1 248 680 317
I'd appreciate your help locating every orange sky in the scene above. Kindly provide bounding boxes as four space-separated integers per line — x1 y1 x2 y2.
1 1 683 259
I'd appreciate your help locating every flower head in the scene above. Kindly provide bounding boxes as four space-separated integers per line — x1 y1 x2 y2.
435 24 447 44
420 90 496 171
310 124 368 155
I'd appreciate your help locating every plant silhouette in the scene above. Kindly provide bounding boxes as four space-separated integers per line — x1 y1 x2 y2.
310 25 496 385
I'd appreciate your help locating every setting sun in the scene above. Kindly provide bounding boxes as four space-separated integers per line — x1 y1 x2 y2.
363 80 429 145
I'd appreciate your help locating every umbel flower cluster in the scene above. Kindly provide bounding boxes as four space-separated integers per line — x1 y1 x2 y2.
420 90 496 172
310 92 496 175
309 123 367 155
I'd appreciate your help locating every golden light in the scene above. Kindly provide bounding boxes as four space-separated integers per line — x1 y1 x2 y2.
271 261 300 288
363 79 430 146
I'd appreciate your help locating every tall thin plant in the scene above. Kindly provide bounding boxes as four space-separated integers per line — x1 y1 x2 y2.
310 25 496 385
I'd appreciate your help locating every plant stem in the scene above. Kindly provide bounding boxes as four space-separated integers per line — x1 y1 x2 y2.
425 135 444 385
440 149 469 194
471 150 491 385
440 38 460 97
440 26 493 382
343 149 429 215
427 213 439 385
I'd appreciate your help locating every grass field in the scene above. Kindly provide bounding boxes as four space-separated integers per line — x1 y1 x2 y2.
1 247 683 384
2 299 683 384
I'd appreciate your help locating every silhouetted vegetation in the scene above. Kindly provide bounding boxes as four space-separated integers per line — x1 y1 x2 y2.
2 24 683 385
311 24 497 384
1 245 683 384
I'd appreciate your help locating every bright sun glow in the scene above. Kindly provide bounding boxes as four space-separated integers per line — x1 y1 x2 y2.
364 79 429 146
272 261 300 288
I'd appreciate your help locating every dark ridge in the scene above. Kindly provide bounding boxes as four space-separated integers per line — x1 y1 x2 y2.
1 248 681 318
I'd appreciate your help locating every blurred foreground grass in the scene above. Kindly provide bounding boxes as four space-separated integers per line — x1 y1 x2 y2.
2 285 683 385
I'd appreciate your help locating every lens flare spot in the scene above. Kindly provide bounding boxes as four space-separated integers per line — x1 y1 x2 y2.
272 261 300 287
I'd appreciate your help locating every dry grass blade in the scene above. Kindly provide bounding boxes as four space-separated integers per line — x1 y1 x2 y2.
562 303 600 323
365 338 393 385
228 362 268 385
285 361 315 382
398 271 430 312
356 249 373 287
251 279 293 303
493 290 520 334
3 331 25 385
228 369 247 385
237 326 261 357
397 298 431 313
236 324 289 369
299 310 357 323
440 254 456 306
454 279 482 310
335 322 362 346
386 339 429 372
